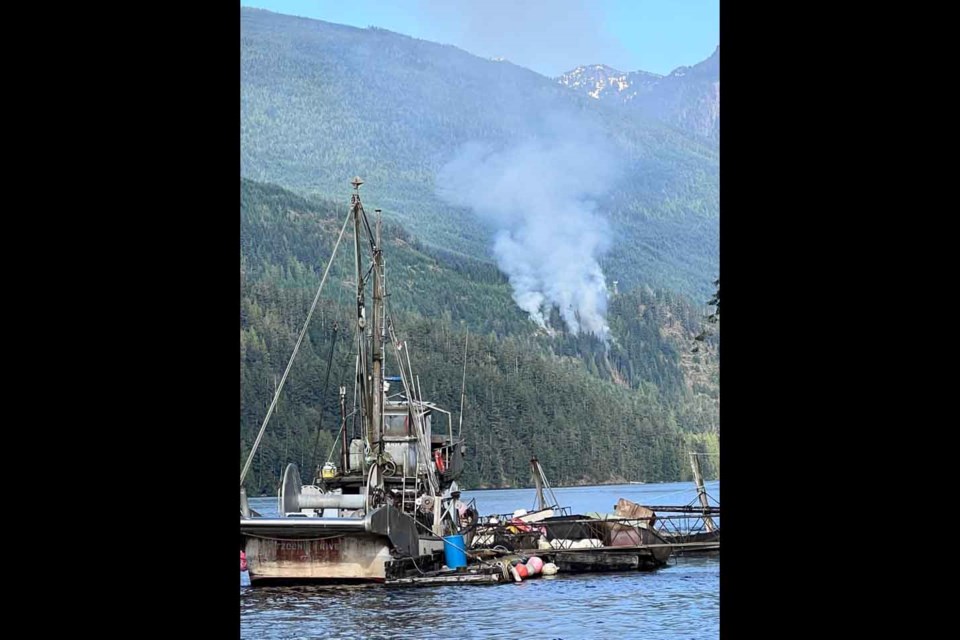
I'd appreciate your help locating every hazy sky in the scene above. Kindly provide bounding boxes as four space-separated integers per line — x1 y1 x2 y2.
240 1 719 77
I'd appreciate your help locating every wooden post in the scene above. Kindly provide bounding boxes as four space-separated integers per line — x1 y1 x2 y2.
690 452 716 532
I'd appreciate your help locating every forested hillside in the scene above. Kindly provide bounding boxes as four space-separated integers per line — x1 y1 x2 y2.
240 179 719 493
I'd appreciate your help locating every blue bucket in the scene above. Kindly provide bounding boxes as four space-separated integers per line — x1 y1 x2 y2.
443 534 467 568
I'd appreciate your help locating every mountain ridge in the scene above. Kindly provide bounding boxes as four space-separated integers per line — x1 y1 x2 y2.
241 7 718 301
557 46 720 142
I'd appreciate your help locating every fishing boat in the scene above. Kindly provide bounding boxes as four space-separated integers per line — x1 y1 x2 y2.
239 178 467 585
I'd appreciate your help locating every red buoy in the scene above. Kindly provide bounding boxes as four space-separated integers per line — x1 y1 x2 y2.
240 550 248 572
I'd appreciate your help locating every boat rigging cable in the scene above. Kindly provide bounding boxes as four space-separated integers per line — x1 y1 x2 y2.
309 320 339 475
240 207 353 488
458 334 468 439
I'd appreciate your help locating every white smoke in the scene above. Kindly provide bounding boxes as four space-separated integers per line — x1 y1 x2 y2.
437 114 621 339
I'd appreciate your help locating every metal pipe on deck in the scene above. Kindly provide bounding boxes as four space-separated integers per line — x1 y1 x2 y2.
296 493 366 510
239 518 368 539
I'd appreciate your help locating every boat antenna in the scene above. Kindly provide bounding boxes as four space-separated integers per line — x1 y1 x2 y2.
239 203 353 488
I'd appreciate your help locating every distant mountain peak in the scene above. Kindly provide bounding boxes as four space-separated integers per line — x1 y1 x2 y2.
556 48 719 142
557 64 661 101
587 63 624 74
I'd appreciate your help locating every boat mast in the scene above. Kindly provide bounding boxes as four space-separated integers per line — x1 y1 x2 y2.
351 177 385 504
351 178 370 451
370 207 384 460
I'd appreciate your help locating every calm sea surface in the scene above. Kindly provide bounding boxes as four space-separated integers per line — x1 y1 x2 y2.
241 481 719 639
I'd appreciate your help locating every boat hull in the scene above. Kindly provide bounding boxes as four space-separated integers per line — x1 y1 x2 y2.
244 533 391 584
553 549 665 572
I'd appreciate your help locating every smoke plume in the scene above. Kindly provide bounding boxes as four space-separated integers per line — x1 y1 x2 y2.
437 113 621 339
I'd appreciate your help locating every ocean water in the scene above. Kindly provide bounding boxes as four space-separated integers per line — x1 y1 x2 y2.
241 481 720 639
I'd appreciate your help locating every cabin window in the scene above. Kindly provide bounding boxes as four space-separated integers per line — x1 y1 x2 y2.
384 413 409 437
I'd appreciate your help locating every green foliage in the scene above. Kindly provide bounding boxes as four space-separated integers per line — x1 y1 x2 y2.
693 277 720 348
681 434 720 482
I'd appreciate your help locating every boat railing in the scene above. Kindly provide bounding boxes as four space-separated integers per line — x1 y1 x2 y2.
638 503 720 539
650 512 720 541
468 511 714 552
478 504 572 523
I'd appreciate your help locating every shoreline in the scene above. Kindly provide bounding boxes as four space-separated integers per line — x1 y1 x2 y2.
247 477 720 499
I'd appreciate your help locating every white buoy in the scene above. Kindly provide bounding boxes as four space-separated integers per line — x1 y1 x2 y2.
542 562 559 576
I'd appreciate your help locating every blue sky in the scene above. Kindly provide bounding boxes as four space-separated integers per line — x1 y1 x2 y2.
240 1 719 77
